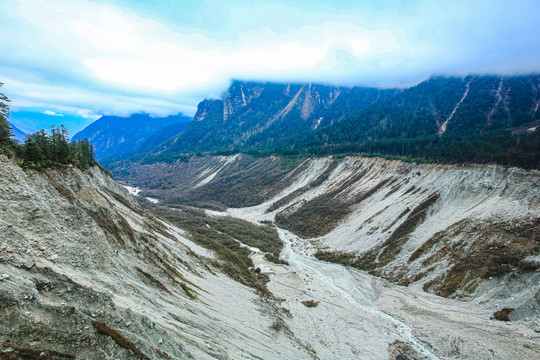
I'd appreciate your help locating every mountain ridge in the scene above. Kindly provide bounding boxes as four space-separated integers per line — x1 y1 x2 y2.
105 74 540 169
8 121 27 142
72 113 191 160
150 80 394 155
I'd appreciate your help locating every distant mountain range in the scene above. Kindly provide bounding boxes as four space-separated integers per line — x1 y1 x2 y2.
9 122 27 142
90 75 539 169
71 113 191 160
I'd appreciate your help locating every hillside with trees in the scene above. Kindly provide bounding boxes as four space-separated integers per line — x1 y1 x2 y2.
72 113 192 161
123 75 540 169
268 75 540 169
150 81 394 156
0 83 95 170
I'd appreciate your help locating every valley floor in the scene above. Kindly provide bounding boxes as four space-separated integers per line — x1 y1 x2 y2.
209 209 540 359
109 153 539 359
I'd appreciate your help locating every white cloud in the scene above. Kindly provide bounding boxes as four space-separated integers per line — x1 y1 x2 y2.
8 0 403 92
76 109 100 120
1 74 197 117
1 0 539 118
43 110 64 116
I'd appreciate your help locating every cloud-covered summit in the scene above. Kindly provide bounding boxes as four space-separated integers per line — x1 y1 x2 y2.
1 0 539 133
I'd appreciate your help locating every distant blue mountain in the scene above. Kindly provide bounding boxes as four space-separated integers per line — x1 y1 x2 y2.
72 113 191 160
9 122 27 143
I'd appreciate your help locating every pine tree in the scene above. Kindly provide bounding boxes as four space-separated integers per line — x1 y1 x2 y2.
0 82 14 150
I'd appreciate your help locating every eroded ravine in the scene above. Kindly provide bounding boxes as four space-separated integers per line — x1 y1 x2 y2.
114 154 539 358
277 228 440 359
228 211 538 359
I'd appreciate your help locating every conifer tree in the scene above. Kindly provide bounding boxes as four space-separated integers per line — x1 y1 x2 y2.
0 82 14 150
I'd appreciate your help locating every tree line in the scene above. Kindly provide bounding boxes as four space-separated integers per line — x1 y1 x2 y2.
0 83 95 170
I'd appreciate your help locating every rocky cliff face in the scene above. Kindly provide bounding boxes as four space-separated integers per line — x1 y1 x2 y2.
0 155 310 359
154 81 389 154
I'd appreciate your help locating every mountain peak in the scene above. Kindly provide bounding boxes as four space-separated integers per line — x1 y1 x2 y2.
72 113 191 160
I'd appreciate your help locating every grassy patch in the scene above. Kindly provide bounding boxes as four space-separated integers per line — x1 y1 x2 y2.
264 254 289 266
149 204 282 295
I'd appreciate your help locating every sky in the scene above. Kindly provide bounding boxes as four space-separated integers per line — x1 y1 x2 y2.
1 0 540 135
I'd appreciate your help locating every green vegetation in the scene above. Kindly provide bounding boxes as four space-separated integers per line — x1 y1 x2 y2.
270 131 540 170
148 204 283 295
265 76 540 169
121 75 540 170
108 155 310 210
0 82 15 153
17 126 96 170
313 250 359 269
0 85 95 170
264 253 289 266
150 82 386 157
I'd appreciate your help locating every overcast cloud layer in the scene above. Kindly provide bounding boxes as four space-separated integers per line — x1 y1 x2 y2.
1 0 540 133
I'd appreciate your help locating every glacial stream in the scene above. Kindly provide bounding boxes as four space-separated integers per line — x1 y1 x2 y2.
276 228 439 360
239 220 440 358
221 205 536 359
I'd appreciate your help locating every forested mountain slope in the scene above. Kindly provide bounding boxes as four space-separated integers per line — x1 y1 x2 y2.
277 75 540 168
150 81 395 156
133 75 540 169
72 113 191 160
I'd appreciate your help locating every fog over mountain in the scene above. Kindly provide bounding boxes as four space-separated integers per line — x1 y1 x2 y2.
2 0 540 133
